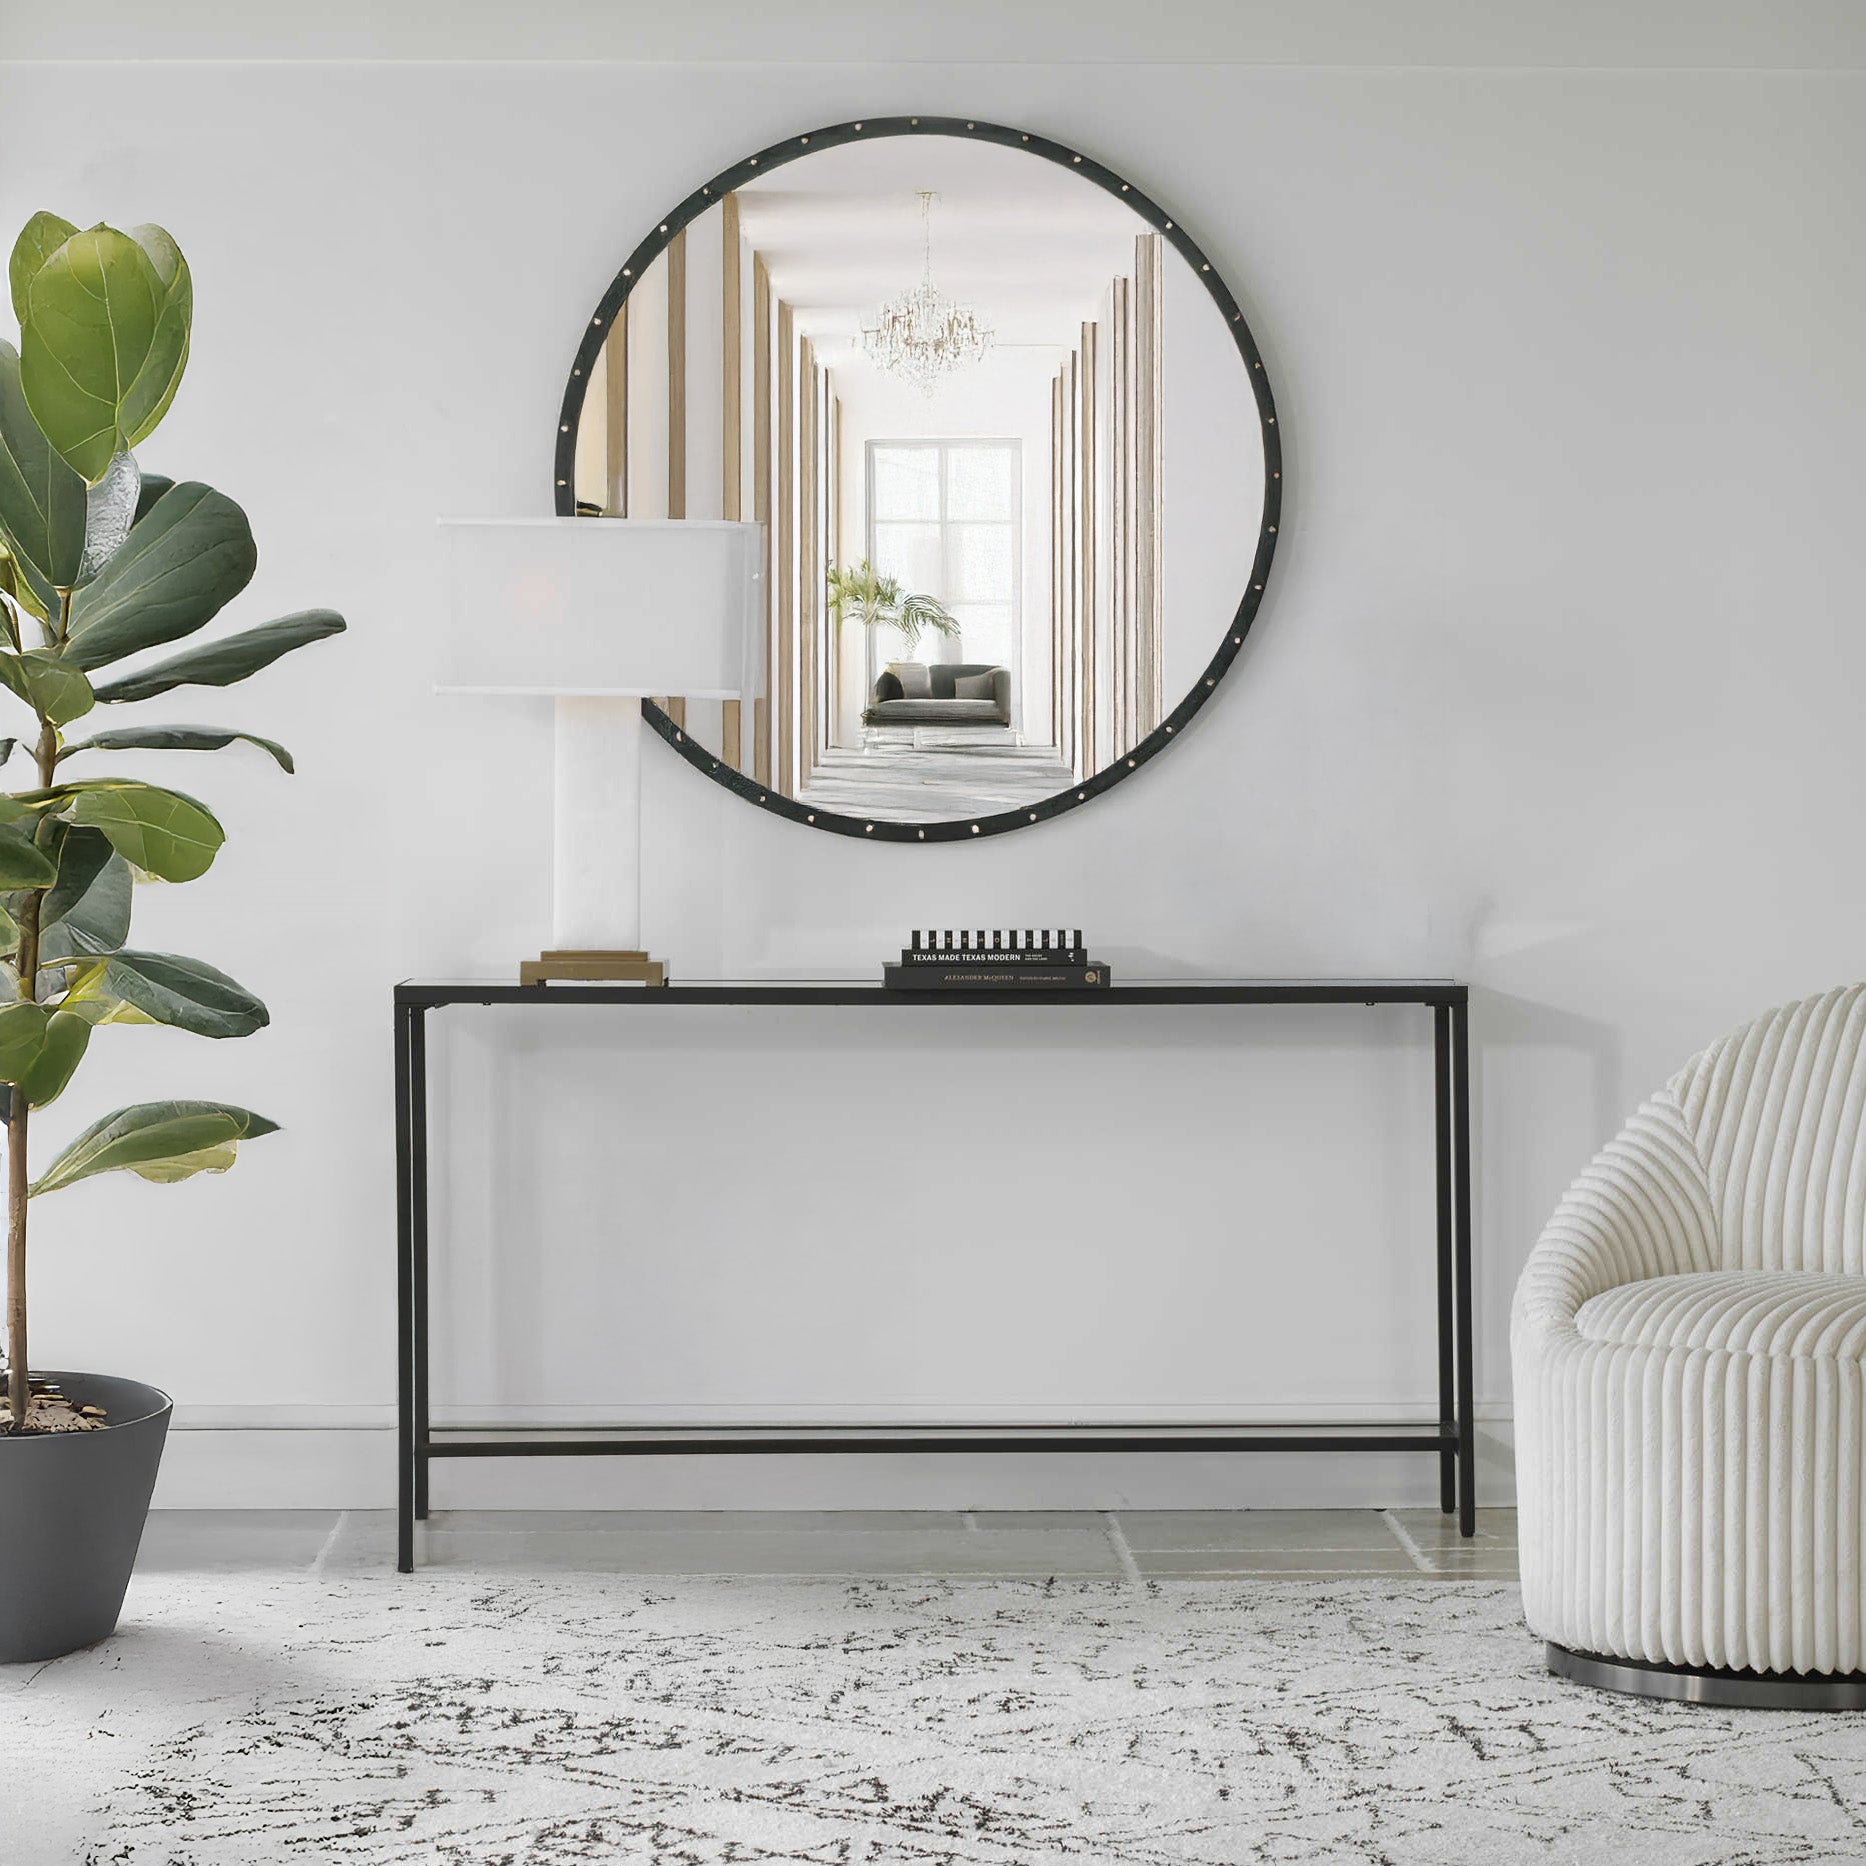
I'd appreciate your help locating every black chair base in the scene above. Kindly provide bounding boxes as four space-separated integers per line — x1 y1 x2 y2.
1548 1642 1866 1709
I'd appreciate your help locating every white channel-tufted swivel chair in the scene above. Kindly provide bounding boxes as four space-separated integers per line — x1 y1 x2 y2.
1513 984 1866 1706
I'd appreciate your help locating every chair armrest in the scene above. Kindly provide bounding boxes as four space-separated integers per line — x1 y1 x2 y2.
991 668 1011 713
1512 1087 1719 1346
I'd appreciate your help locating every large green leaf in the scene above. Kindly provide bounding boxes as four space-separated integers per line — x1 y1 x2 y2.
0 1001 90 1107
58 723 292 772
61 780 223 882
0 822 54 888
132 473 173 526
90 950 268 1038
0 341 87 593
18 224 192 483
8 213 77 326
119 227 192 446
91 609 345 703
0 647 94 724
0 550 26 637
31 1098 278 1196
0 532 52 624
63 482 257 671
38 824 131 961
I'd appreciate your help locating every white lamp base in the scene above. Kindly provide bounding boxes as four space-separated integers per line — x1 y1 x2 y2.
531 696 663 984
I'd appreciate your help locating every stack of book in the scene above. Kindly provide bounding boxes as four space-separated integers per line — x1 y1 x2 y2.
882 929 1110 991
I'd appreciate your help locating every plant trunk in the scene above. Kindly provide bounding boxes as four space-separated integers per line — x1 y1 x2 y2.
5 605 62 1433
5 1090 24 1431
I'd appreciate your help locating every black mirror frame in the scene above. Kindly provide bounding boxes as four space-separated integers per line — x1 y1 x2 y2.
554 115 1281 844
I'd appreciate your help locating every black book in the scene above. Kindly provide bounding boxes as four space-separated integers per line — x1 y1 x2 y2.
884 963 1111 991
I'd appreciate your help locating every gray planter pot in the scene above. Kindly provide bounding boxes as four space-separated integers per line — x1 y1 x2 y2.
0 1372 172 1665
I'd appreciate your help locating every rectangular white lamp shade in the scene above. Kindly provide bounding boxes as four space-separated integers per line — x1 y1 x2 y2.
438 518 763 699
437 517 762 955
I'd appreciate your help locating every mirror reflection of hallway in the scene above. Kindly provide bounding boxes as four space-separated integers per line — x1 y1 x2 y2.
570 129 1268 828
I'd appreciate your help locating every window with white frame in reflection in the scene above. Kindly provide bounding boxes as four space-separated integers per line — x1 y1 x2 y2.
866 439 1021 699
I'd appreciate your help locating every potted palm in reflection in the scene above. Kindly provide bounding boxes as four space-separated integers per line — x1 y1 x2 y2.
0 211 344 1662
826 560 959 658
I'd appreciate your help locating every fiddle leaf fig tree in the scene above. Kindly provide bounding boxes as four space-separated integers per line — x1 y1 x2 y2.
0 213 345 1434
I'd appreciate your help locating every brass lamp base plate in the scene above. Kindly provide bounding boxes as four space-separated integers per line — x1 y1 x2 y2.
519 950 667 986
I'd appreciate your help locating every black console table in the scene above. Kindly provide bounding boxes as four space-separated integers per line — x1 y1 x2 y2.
393 979 1475 1572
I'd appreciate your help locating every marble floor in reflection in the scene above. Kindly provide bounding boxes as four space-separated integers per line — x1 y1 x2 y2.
797 732 1075 822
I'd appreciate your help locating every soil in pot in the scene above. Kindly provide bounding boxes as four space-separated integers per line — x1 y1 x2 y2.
1 1374 109 1432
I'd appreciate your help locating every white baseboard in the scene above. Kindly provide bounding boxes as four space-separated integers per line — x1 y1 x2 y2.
153 1404 1516 1511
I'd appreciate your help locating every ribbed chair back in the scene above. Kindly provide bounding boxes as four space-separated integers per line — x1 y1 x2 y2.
1669 985 1866 1275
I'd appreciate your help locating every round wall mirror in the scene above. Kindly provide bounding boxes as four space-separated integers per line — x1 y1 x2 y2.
556 117 1279 842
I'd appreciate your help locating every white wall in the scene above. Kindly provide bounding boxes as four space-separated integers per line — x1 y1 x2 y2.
3 30 1863 1509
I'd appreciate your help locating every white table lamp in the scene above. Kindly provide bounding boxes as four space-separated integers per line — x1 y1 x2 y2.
439 518 762 981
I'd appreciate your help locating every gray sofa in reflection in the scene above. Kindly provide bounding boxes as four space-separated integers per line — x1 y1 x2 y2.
862 662 1011 727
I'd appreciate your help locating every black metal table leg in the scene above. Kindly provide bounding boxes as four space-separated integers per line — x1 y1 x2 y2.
410 1005 430 1522
1433 1005 1455 1515
1451 996 1476 1536
394 997 415 1574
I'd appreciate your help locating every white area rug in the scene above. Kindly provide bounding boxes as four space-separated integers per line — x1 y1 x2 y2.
5 1572 1866 1863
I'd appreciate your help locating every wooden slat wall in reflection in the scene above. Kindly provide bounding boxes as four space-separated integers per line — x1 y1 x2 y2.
606 307 628 517
776 299 795 796
1077 319 1097 778
1064 352 1078 773
1053 351 1080 775
1112 276 1131 753
1050 370 1063 756
661 229 688 732
798 335 817 784
720 196 742 770
665 229 687 521
752 256 772 785
828 392 842 755
1136 232 1164 734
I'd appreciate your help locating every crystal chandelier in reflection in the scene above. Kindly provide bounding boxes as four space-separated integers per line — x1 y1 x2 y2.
861 192 993 396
